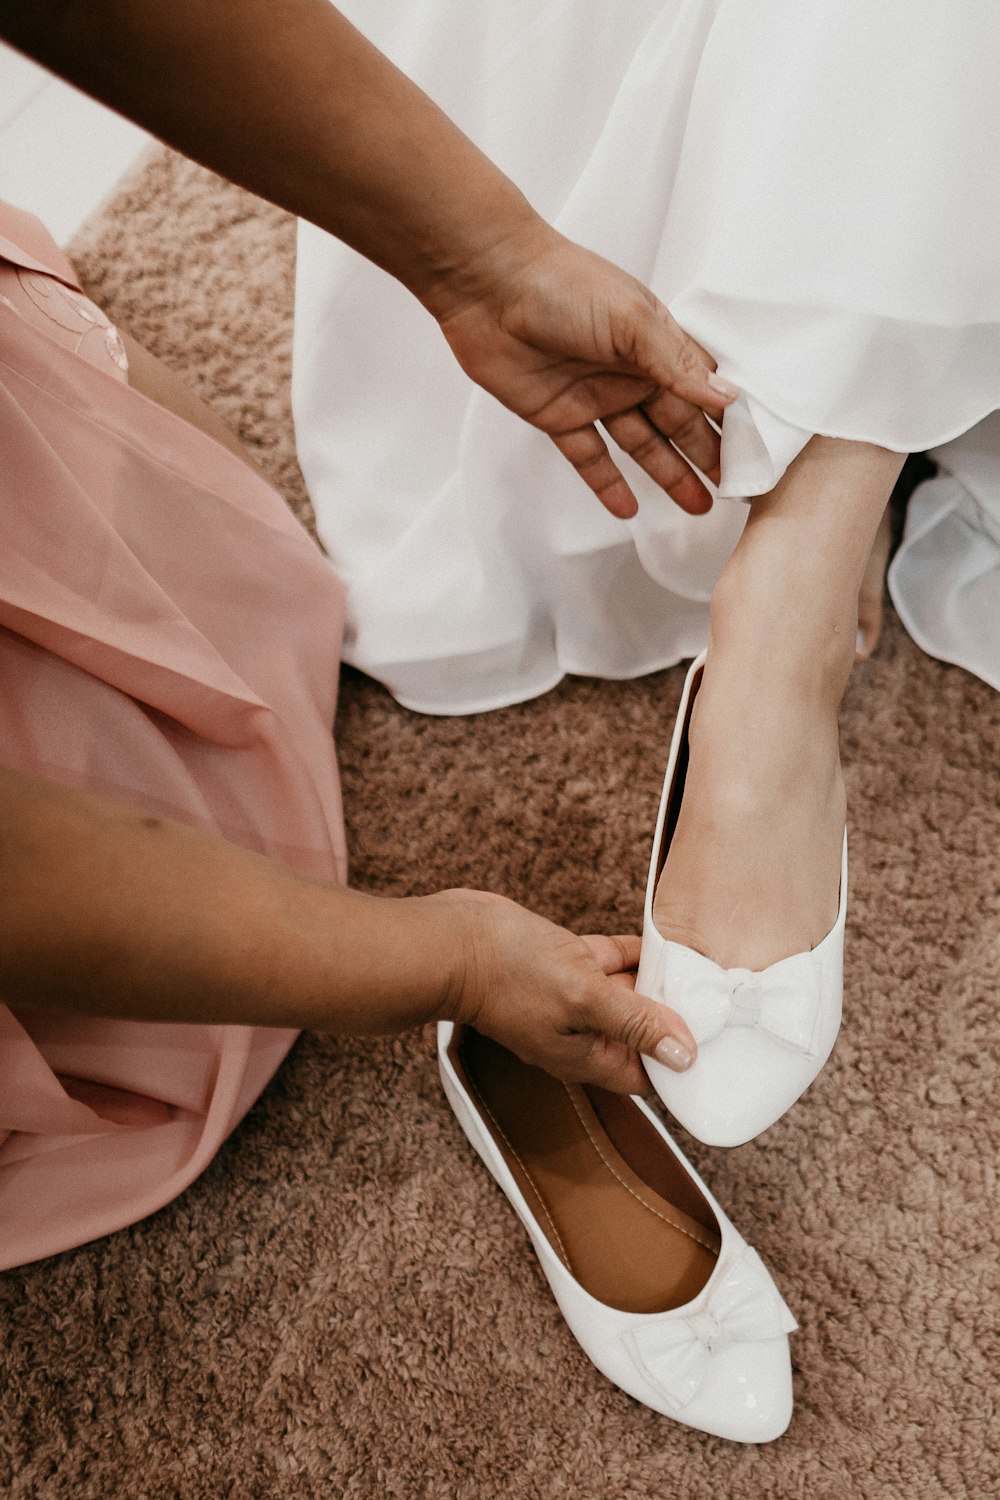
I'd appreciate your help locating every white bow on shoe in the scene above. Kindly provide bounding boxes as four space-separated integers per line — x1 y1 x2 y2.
625 1246 797 1412
660 951 824 1055
438 1023 797 1442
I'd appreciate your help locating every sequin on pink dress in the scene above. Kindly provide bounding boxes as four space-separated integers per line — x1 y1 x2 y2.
0 201 347 1269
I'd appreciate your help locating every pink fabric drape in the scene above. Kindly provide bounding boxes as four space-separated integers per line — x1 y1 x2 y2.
0 202 347 1269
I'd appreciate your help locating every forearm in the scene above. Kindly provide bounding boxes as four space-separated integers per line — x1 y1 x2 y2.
0 1 733 515
0 0 536 309
0 766 459 1033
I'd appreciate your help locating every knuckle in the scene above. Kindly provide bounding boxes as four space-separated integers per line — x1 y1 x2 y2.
627 429 667 466
671 411 704 448
674 341 699 379
552 428 588 462
616 1007 654 1056
577 449 611 480
607 934 632 972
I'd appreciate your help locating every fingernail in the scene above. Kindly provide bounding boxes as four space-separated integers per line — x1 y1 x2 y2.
654 1037 693 1071
856 626 868 657
707 373 739 401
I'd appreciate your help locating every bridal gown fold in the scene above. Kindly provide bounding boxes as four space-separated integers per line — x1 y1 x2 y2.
293 0 1000 712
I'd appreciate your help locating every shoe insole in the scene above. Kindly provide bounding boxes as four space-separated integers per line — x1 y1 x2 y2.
658 658 701 888
456 1029 721 1315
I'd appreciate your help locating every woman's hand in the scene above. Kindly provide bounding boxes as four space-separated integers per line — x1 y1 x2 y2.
428 223 737 520
429 889 696 1094
1 2 735 522
0 770 691 1098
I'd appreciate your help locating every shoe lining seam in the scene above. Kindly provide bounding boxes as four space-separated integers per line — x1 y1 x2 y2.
564 1088 720 1255
462 1072 576 1276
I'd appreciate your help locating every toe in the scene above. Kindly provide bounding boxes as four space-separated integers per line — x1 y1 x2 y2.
855 595 883 660
856 505 892 661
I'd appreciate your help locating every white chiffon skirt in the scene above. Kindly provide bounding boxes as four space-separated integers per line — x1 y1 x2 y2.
293 0 1000 713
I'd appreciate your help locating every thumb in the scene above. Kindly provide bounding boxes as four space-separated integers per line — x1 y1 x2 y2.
631 298 740 417
598 983 697 1073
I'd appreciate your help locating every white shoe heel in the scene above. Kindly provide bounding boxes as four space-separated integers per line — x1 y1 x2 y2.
637 653 846 1147
438 1022 796 1441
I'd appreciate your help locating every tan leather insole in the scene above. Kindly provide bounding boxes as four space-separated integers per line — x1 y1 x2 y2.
456 1030 721 1314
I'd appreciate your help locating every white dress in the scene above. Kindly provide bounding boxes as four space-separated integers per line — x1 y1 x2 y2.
293 0 1000 713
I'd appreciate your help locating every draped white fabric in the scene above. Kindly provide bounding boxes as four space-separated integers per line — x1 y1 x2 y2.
293 0 1000 713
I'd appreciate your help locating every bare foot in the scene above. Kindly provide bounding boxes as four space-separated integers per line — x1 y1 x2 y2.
856 504 892 660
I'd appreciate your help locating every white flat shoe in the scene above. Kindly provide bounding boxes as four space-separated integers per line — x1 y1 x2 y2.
637 652 846 1147
438 1022 796 1442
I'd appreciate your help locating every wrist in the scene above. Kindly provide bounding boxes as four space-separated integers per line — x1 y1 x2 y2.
416 200 555 324
415 888 509 1028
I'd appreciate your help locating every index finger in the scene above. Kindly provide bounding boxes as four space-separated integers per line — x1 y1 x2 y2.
548 426 639 519
580 933 641 974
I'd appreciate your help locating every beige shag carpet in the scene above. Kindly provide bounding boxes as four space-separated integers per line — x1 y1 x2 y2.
2 149 998 1499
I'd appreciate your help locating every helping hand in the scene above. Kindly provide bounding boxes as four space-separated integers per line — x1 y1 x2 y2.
429 222 737 519
430 889 696 1094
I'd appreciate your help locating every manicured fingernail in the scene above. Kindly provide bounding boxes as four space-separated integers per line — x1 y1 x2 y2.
654 1037 693 1071
707 373 739 400
856 627 868 657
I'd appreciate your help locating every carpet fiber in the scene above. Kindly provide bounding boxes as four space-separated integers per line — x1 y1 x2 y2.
2 150 998 1499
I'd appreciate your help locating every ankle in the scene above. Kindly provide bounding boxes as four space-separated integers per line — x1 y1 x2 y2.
708 546 856 707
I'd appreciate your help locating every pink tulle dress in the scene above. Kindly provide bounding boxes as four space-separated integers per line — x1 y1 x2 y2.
0 201 347 1270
